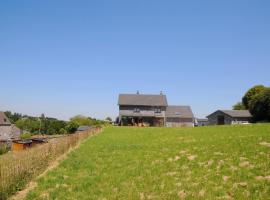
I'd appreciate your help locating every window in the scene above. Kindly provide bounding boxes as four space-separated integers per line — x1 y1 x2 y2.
154 107 162 113
134 108 140 113
175 112 181 116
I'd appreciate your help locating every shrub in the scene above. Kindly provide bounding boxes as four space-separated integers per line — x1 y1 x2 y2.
0 144 9 155
59 128 67 135
20 133 32 140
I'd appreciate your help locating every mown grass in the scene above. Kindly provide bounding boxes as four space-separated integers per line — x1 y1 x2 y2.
25 125 270 199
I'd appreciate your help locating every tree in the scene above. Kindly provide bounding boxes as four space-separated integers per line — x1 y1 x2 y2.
70 115 92 126
105 117 112 122
233 102 246 110
249 88 270 122
242 85 265 109
65 121 79 134
59 128 67 135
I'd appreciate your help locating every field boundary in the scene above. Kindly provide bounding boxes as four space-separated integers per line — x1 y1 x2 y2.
0 128 103 199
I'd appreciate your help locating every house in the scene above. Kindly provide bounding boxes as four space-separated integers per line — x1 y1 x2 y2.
0 112 21 141
207 110 252 125
195 118 209 126
118 92 194 127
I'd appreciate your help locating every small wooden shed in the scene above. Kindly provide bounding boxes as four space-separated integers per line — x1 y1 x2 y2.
12 140 32 151
31 138 48 146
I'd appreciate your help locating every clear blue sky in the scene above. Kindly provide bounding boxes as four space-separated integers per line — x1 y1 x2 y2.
0 0 269 120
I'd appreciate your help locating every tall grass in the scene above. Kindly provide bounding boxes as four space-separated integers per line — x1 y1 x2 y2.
0 127 101 200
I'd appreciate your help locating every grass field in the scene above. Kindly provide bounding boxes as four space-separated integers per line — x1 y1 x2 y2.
25 125 270 200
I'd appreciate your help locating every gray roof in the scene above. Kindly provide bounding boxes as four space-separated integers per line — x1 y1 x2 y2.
166 106 194 118
0 112 11 125
207 110 252 118
118 94 168 106
197 118 209 122
220 110 252 118
77 125 91 131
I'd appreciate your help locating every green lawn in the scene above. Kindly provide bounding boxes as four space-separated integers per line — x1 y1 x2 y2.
25 125 270 200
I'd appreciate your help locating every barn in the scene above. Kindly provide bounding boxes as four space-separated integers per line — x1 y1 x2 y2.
207 110 252 125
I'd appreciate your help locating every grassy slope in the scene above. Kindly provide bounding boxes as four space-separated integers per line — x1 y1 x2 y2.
25 125 270 200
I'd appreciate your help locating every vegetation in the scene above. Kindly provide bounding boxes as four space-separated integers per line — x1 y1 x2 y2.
0 144 9 155
242 85 265 109
20 133 32 140
233 102 246 110
249 88 270 121
234 85 270 122
0 128 101 200
24 125 270 200
70 115 110 127
4 111 109 135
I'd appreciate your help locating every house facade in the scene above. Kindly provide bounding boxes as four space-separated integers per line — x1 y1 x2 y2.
207 110 252 125
118 93 194 127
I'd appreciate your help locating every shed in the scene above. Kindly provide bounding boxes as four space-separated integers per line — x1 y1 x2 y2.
12 140 33 151
31 138 48 146
77 126 91 132
196 119 209 126
207 110 252 125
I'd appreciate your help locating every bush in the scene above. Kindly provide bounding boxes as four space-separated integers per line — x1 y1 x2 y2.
20 133 32 140
65 122 79 134
59 128 67 135
0 144 9 155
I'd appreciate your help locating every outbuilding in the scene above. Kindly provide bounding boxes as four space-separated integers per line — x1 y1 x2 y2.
12 140 32 151
207 110 252 125
165 106 194 127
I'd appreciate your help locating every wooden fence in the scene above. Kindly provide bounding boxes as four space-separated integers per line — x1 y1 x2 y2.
0 127 102 200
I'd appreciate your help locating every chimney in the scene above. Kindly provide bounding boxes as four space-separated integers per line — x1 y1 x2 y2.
136 90 140 95
160 91 163 95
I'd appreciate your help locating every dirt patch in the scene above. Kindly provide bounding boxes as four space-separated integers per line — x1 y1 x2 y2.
255 176 270 181
187 155 197 161
260 142 270 148
178 190 187 199
239 161 250 168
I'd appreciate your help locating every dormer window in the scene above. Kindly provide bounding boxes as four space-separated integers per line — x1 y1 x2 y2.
134 108 140 113
175 112 181 116
4 118 7 122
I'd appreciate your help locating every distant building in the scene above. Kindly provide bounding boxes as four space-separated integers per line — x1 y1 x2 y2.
196 118 209 126
118 92 194 127
0 112 21 141
77 125 91 132
207 110 252 125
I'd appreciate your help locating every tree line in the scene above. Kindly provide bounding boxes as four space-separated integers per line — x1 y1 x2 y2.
233 85 270 122
4 112 110 135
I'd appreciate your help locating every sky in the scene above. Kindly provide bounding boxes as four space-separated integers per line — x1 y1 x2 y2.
0 0 270 120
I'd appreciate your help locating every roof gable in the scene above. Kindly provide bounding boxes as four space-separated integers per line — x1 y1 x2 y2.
0 112 11 125
118 94 168 106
